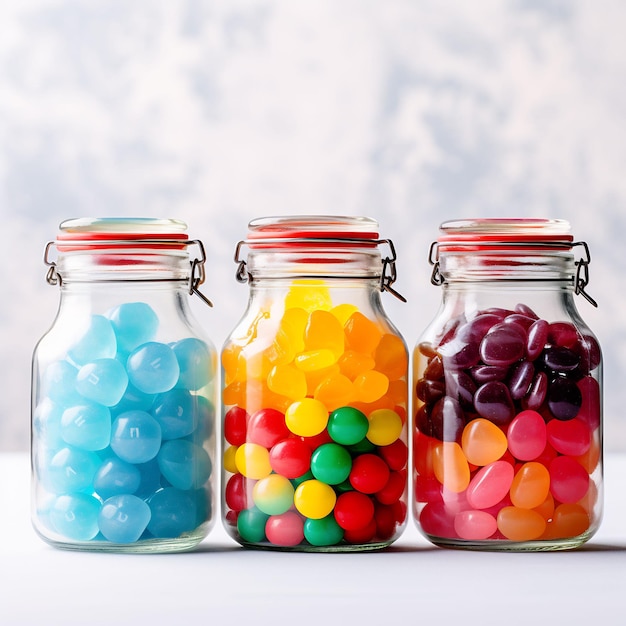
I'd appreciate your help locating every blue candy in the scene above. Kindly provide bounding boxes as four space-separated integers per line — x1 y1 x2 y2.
110 410 162 464
98 494 151 543
172 338 213 391
147 487 197 538
61 403 112 451
126 342 180 394
33 398 64 450
50 493 101 541
47 447 100 494
151 389 197 440
41 360 80 405
108 302 159 353
93 457 142 500
157 439 212 491
112 381 155 415
68 315 117 365
75 358 128 407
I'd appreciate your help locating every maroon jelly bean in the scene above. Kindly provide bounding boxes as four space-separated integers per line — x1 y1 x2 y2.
526 319 549 361
480 308 512 318
514 303 539 320
415 404 433 437
573 334 602 374
473 381 515 425
469 364 509 384
548 377 582 420
457 314 502 344
416 379 446 404
543 346 580 373
547 322 578 348
444 370 477 409
440 339 480 370
508 360 534 400
479 324 526 367
424 354 444 380
431 396 465 442
503 314 535 331
522 370 548 410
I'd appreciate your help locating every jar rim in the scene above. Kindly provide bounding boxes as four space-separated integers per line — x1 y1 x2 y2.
56 218 189 252
438 218 573 249
246 215 380 246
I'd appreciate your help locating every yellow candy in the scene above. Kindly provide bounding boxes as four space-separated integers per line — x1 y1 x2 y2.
223 445 239 474
353 369 389 403
267 364 307 400
284 280 332 312
278 308 308 354
252 474 295 516
330 303 359 326
304 310 345 358
285 398 329 437
366 408 403 446
294 479 337 519
294 349 337 372
235 443 272 479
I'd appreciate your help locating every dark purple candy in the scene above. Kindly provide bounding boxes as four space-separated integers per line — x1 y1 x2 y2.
440 339 480 370
469 365 509 384
508 360 535 400
522 371 548 411
415 404 433 437
573 334 602 374
526 319 549 361
457 314 502 344
514 303 539 320
547 322 578 348
543 346 580 373
416 379 446 404
479 324 526 367
547 376 582 420
473 381 515 425
444 370 477 410
480 308 513 318
431 396 465 442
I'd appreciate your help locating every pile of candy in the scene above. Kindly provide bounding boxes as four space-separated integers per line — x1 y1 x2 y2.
222 282 409 548
414 303 601 544
33 302 214 545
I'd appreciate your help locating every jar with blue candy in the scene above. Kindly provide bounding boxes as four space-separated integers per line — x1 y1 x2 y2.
222 216 409 551
414 219 603 551
31 218 217 552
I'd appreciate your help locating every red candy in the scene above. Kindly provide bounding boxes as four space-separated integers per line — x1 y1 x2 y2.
247 408 291 448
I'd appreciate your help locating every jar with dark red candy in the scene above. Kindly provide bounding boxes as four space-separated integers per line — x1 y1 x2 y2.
221 216 409 551
413 219 602 550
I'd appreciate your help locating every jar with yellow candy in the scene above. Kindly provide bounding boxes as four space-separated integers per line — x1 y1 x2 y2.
221 216 409 551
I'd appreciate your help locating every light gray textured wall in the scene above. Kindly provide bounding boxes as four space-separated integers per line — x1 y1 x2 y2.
1 1 624 451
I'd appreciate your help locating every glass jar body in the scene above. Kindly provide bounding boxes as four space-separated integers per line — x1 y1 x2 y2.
413 277 603 551
222 275 409 551
32 270 217 552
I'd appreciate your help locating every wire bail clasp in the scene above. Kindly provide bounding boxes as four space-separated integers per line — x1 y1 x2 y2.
573 241 597 308
187 239 213 307
379 239 407 302
44 241 61 286
428 241 444 286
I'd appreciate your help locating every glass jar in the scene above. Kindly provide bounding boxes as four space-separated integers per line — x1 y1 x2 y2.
31 218 217 552
221 216 409 551
413 218 602 550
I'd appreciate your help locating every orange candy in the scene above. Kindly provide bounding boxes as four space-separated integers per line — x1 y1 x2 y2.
353 370 389 403
509 462 551 509
432 441 470 493
304 310 345 358
461 418 508 467
497 506 546 541
313 373 354 411
374 334 408 381
344 311 382 354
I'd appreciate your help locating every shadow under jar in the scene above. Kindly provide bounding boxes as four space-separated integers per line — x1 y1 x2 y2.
221 216 409 551
413 218 602 551
31 218 217 553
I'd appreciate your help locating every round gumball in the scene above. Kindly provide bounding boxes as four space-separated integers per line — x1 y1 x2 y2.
252 474 295 516
310 443 352 485
247 408 290 448
334 491 375 531
349 454 390 494
285 399 329 437
224 406 249 446
265 512 305 547
294 480 336 519
327 406 369 446
269 438 312 479
303 515 344 547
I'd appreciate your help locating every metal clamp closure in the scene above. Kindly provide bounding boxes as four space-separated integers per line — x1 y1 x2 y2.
43 238 213 307
234 237 406 302
428 239 598 307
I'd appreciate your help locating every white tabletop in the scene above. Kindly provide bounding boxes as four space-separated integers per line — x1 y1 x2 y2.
1 452 625 625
